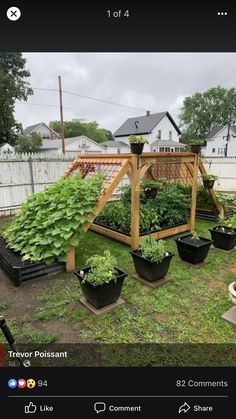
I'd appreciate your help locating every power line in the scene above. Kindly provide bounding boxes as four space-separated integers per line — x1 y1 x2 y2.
15 102 72 110
32 87 150 112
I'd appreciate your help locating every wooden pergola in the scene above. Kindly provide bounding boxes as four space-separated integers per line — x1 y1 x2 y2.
64 152 223 272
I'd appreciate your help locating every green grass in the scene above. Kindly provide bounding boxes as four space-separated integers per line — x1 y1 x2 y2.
22 328 59 344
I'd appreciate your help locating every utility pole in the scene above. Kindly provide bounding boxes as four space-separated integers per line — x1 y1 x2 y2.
58 75 65 155
224 122 231 157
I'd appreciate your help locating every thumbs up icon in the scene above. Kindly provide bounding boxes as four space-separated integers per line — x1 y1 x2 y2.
24 402 37 414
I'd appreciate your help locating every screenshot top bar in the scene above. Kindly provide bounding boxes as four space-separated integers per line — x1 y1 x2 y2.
0 4 235 51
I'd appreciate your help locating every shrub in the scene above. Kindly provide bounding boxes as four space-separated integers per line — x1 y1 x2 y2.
3 172 104 264
139 236 166 263
81 250 117 286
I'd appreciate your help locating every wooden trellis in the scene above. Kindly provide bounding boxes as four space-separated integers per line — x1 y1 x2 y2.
64 152 223 272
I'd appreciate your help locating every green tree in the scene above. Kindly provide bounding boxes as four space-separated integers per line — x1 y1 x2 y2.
51 119 113 143
16 132 42 153
179 86 236 141
0 53 33 146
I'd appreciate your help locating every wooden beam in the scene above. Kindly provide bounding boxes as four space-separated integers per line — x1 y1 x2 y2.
199 160 224 218
190 155 198 232
130 155 140 250
139 224 190 241
90 223 131 245
66 246 76 272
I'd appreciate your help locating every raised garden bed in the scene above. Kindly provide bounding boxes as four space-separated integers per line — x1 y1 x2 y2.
0 236 64 287
187 208 233 222
93 220 187 237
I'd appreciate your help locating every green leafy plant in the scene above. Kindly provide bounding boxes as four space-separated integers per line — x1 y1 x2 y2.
3 172 105 265
218 215 236 230
81 250 117 286
202 174 218 181
139 236 166 263
129 135 149 144
190 231 200 243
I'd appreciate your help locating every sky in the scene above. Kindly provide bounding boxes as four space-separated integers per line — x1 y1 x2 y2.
14 53 236 134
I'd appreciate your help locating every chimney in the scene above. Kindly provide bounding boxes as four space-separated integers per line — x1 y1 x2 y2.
146 110 150 117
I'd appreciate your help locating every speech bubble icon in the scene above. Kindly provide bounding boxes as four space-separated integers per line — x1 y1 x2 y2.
94 402 106 414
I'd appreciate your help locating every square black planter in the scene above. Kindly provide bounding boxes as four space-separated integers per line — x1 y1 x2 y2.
0 236 64 287
209 226 236 251
130 250 174 282
74 267 127 309
175 234 213 265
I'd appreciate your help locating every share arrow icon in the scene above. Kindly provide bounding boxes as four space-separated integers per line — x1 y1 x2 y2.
178 402 191 413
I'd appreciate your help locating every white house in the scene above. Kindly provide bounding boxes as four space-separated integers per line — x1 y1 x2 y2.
22 122 59 140
40 135 106 155
0 143 14 155
102 140 130 154
113 111 185 152
202 124 236 157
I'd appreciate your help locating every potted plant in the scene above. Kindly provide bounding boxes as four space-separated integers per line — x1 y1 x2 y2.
202 174 218 189
130 236 174 282
189 139 204 154
141 179 161 199
209 215 236 251
175 231 213 265
129 135 149 155
74 250 127 309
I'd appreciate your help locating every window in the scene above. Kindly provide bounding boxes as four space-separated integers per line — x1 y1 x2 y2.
175 148 180 152
212 148 215 153
169 130 172 140
152 148 157 152
157 130 161 139
117 148 121 154
159 147 165 152
165 147 170 152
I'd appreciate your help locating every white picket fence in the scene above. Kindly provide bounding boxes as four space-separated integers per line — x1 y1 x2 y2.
0 152 128 216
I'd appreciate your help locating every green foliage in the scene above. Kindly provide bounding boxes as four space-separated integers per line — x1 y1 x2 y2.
139 236 166 263
82 250 117 286
224 194 236 205
141 179 161 191
190 231 200 243
0 53 33 145
202 174 218 181
3 172 104 264
51 119 112 143
96 201 161 234
188 139 204 145
179 86 236 141
219 215 236 229
16 132 42 152
129 135 149 144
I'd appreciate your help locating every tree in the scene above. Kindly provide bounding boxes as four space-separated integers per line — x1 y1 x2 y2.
51 119 113 143
16 133 42 153
0 53 33 146
179 86 236 141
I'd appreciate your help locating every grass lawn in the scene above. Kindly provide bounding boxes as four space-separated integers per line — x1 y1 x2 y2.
0 217 236 366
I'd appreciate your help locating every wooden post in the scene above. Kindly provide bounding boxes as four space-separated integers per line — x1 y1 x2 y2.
66 247 75 272
190 155 198 232
130 155 140 250
198 160 224 219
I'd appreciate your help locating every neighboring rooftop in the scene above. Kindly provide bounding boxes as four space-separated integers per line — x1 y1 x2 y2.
206 125 236 139
40 135 105 150
102 140 129 147
150 140 186 148
22 122 58 137
114 112 181 137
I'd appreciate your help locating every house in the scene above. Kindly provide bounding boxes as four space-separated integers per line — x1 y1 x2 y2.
40 135 106 155
202 124 236 157
0 143 14 155
113 111 185 152
102 140 130 154
22 122 59 140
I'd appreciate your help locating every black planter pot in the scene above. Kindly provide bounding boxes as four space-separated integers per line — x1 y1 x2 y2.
130 143 144 155
190 145 201 154
74 267 127 309
209 226 236 251
0 236 64 287
175 234 213 264
203 180 215 189
144 188 158 199
130 250 174 282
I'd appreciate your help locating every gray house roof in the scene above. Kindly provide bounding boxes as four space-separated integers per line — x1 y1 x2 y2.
102 140 129 148
206 125 236 139
114 112 181 137
150 140 186 148
40 135 105 150
22 122 58 137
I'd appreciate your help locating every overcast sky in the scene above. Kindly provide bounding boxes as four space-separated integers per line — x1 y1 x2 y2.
14 53 236 133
